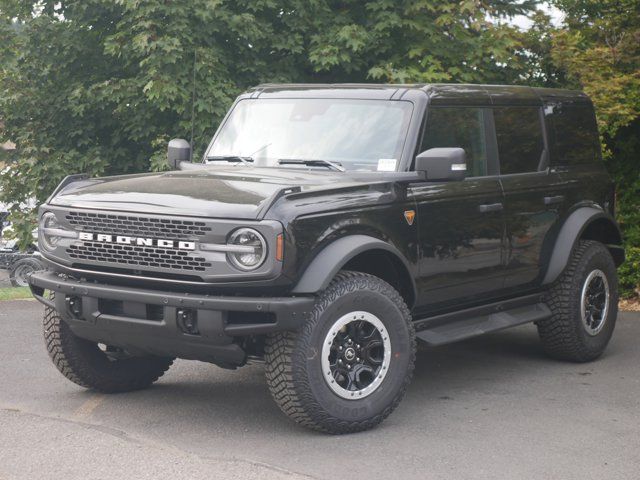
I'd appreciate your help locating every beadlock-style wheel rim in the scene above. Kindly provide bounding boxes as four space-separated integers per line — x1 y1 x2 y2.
321 311 392 400
580 269 610 336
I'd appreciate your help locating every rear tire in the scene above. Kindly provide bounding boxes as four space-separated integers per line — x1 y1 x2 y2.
537 240 618 362
265 271 416 434
43 300 174 393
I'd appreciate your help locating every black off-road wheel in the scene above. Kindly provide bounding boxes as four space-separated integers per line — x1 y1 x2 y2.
537 240 618 362
265 271 416 434
44 301 174 393
9 257 44 287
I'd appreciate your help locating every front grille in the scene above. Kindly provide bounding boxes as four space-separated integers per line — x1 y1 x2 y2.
67 241 212 271
65 211 211 240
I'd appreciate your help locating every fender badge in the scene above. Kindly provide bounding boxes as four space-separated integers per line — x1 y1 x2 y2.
404 210 415 226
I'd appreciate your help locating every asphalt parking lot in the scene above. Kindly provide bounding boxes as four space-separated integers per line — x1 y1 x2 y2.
1 299 639 480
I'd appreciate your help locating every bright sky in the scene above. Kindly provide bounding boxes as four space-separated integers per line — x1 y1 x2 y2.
510 3 565 29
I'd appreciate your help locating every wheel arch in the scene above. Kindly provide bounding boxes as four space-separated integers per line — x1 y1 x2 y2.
542 207 624 285
291 235 416 308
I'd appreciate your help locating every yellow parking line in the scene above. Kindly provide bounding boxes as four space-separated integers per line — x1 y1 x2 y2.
71 394 105 420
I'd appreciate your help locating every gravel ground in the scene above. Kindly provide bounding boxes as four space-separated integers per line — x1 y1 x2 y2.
0 300 639 480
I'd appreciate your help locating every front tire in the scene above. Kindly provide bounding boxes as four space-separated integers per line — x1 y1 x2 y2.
537 240 618 362
44 302 174 393
265 271 416 434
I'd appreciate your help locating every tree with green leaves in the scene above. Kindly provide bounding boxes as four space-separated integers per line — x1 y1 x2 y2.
0 0 538 246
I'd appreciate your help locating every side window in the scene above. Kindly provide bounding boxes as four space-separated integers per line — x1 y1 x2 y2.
546 103 600 165
493 107 545 174
421 107 488 177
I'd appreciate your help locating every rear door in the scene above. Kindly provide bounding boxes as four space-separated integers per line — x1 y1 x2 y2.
495 106 568 291
411 106 506 311
543 100 608 216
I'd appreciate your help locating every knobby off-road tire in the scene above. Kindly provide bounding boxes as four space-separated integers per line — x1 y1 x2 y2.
538 240 618 362
44 299 174 393
264 271 416 434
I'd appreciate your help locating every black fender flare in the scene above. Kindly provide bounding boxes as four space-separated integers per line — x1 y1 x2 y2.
542 207 623 285
291 235 416 299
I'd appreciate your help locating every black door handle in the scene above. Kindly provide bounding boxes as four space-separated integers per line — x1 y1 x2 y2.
478 203 504 213
544 195 564 205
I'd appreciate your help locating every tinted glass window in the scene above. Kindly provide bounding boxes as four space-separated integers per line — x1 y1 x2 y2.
421 108 487 177
207 98 413 171
494 107 544 174
547 103 600 165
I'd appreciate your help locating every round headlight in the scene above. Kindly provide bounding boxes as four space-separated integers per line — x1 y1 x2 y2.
226 228 267 271
39 212 60 251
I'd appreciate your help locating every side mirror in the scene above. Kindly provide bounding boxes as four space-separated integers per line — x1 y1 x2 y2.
167 138 191 170
415 148 467 181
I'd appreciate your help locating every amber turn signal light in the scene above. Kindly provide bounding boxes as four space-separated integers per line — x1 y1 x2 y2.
276 233 284 262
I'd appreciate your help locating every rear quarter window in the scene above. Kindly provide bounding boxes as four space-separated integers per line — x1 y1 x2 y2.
545 103 601 166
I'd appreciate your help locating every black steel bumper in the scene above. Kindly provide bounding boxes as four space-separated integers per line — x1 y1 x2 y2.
28 271 314 366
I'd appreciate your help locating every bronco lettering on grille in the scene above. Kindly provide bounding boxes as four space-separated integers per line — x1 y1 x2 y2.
78 232 196 251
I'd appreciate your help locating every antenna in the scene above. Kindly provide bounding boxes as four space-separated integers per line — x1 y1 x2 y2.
189 48 197 162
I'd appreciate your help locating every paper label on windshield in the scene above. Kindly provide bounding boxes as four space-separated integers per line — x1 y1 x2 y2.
377 158 397 172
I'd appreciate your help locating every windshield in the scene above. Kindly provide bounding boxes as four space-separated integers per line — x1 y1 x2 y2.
206 98 413 172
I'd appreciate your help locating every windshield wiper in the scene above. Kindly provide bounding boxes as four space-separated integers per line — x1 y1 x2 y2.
206 155 254 166
206 143 271 167
278 158 345 172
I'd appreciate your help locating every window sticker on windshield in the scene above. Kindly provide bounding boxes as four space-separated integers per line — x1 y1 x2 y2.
377 158 397 172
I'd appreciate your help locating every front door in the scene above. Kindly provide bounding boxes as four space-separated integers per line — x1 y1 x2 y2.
411 106 505 312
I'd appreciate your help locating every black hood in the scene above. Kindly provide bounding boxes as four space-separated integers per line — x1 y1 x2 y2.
50 166 387 219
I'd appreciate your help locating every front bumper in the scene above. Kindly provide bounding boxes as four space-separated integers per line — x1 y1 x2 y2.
28 271 314 366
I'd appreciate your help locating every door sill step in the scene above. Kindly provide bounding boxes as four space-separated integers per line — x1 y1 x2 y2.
414 295 551 346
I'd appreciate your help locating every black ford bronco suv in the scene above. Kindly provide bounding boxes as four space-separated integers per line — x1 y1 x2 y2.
28 84 624 434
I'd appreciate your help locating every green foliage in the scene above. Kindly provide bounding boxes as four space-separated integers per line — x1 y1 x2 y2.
618 247 640 299
608 120 640 297
513 10 569 87
550 0 640 136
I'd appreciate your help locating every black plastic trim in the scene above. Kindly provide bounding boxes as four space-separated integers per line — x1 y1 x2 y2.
542 207 624 284
29 270 314 329
291 235 416 299
414 293 550 346
28 271 315 365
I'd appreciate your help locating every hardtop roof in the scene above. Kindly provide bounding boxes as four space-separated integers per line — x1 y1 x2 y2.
248 83 591 106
